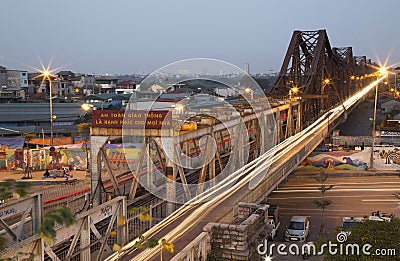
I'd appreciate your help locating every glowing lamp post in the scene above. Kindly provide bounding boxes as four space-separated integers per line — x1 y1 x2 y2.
44 71 55 147
289 86 299 100
244 87 253 99
370 67 388 169
33 61 58 147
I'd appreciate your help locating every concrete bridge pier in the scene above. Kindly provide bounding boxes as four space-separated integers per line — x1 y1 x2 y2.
163 137 177 216
90 136 108 207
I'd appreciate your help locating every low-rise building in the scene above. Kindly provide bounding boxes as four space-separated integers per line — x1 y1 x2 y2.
0 103 85 137
73 74 96 95
116 80 136 94
6 70 28 88
381 99 400 113
96 76 118 93
0 87 25 102
0 66 6 87
0 66 28 89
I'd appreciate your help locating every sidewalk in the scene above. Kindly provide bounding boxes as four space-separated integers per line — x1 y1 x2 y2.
294 169 400 177
0 169 89 182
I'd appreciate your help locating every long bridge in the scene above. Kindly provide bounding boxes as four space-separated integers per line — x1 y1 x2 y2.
0 29 387 260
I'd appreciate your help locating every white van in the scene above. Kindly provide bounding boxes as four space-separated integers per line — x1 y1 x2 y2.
285 216 310 242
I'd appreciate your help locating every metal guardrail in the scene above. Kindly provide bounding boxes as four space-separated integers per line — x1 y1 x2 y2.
171 232 210 261
1 196 127 261
169 79 384 261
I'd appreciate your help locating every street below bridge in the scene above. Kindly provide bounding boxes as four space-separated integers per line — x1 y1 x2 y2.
267 174 400 243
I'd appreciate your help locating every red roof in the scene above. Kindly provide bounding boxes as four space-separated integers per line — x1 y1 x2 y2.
117 81 136 87
169 89 191 94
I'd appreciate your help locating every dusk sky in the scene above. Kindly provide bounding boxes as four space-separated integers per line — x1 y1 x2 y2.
1 0 399 74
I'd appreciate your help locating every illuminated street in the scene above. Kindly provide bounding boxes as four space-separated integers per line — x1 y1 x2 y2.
268 175 400 242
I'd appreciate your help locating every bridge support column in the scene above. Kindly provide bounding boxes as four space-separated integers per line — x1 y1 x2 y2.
163 137 176 216
146 142 153 188
285 103 293 139
229 126 239 174
90 136 108 207
275 109 282 142
296 102 303 133
80 216 90 261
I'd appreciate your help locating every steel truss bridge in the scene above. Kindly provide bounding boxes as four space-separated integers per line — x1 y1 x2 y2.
0 29 385 261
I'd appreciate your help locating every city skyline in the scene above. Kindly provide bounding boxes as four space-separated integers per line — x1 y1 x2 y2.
1 0 400 74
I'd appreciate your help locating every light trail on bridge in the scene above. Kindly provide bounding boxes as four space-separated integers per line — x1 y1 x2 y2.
107 76 386 261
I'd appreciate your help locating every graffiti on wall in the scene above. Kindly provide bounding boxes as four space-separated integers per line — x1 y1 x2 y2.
380 149 400 164
300 151 368 170
0 143 141 172
1 148 87 171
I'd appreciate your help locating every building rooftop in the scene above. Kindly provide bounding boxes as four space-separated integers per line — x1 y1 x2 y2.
86 93 131 101
0 87 23 92
117 81 136 87
0 103 85 122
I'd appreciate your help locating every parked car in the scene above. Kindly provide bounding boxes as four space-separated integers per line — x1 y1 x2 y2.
267 205 280 240
370 211 395 222
285 216 310 242
342 217 364 229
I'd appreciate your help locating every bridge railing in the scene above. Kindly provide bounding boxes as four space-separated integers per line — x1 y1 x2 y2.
171 232 210 261
171 119 326 260
126 198 167 241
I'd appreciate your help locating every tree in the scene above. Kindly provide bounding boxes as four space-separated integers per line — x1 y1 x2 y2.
39 207 75 242
23 133 36 148
0 179 30 201
0 180 30 251
110 207 174 260
324 219 400 261
21 133 36 179
77 123 91 139
314 172 334 237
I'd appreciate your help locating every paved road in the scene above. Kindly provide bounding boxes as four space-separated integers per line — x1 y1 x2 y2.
261 175 400 260
336 98 374 136
267 175 400 242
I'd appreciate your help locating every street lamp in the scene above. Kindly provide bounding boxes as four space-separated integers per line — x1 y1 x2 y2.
49 78 54 146
379 67 388 76
369 80 378 170
244 87 253 99
370 67 388 169
289 86 299 100
81 103 93 112
34 62 57 147
173 103 185 113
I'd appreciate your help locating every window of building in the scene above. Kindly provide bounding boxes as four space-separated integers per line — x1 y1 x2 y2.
53 121 74 126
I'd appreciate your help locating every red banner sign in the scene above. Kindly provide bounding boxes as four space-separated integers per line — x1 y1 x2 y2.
92 110 172 129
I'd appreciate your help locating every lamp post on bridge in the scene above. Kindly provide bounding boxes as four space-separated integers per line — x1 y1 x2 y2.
369 81 378 170
49 79 54 147
370 67 388 169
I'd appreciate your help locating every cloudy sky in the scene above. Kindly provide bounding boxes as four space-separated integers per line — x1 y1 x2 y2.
1 0 399 74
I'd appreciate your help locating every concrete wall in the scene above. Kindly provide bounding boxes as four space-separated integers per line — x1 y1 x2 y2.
332 136 376 146
333 135 400 146
204 203 270 261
